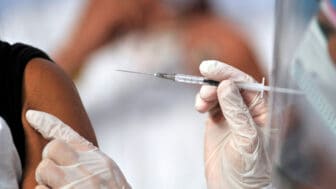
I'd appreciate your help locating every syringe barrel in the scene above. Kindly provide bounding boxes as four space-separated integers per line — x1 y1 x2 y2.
174 74 219 86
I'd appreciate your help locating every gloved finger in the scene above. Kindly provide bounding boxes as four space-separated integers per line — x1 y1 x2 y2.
238 89 268 127
26 110 95 149
195 93 218 113
199 60 255 83
247 92 268 126
73 151 128 188
42 139 78 166
35 185 49 189
36 159 67 188
58 157 106 188
200 85 217 102
217 80 258 153
59 164 95 187
200 60 266 118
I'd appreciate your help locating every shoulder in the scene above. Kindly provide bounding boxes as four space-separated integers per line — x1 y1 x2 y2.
22 57 97 144
23 58 75 104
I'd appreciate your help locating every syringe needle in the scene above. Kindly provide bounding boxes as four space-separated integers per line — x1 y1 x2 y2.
115 69 154 77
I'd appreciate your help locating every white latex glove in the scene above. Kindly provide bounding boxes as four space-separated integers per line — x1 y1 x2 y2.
195 60 271 189
25 110 131 189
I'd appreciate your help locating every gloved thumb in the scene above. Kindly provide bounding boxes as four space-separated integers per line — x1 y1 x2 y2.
26 110 90 146
217 80 258 153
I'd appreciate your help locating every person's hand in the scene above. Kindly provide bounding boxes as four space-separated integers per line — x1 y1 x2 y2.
195 60 271 189
26 110 131 189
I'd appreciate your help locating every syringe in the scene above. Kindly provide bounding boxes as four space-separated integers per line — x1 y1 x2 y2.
116 70 304 95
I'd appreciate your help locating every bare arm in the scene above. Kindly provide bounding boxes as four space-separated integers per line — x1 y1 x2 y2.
20 58 97 188
54 0 172 76
55 0 151 76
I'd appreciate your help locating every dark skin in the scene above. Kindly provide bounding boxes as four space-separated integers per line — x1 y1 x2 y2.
20 58 97 188
54 0 158 76
54 0 264 80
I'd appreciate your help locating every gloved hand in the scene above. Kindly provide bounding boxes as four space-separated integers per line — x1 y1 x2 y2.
25 110 131 189
195 60 271 189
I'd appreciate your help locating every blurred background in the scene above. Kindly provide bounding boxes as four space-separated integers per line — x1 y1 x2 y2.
0 0 275 188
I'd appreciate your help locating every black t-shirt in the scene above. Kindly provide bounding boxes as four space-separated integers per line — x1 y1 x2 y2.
0 41 51 169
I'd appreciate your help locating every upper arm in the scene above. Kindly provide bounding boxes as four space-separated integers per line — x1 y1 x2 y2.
20 58 97 188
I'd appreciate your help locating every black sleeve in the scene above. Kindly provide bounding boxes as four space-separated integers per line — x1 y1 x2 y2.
0 41 52 170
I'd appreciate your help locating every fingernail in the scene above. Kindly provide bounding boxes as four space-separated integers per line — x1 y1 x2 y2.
25 110 42 130
42 145 49 159
25 110 33 119
25 110 37 123
195 96 209 113
200 60 220 74
194 95 203 110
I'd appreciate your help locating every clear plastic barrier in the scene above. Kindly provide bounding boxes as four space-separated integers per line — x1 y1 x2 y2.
271 0 336 188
